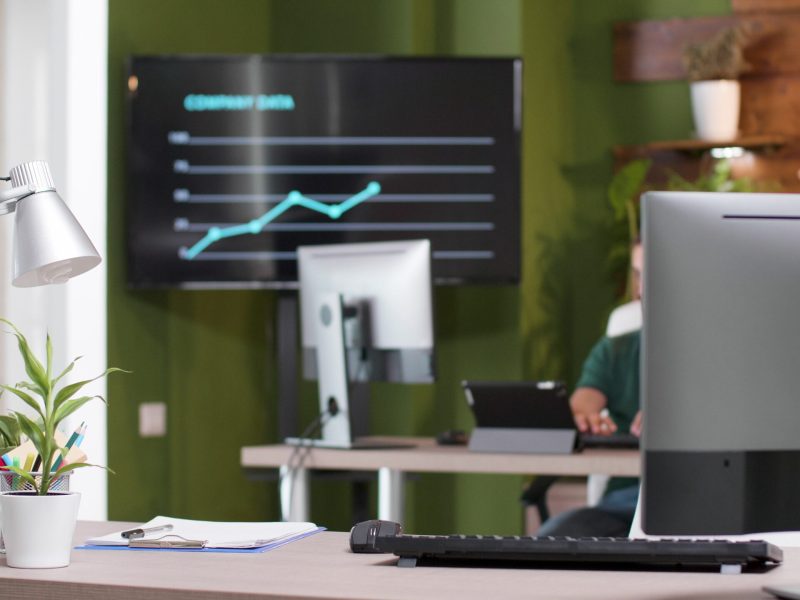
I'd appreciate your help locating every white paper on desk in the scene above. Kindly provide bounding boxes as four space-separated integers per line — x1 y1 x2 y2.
85 516 318 549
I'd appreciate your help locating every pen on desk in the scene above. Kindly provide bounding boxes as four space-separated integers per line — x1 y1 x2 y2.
121 524 174 540
52 421 85 471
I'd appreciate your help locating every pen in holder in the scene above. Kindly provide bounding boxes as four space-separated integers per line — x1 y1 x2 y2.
0 471 71 552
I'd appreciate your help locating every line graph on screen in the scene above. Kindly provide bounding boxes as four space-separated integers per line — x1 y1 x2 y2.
181 182 381 259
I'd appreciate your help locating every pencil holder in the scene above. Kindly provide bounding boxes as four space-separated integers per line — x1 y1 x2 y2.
0 471 71 494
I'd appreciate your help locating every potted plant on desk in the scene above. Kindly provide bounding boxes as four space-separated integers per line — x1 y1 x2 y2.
0 319 126 568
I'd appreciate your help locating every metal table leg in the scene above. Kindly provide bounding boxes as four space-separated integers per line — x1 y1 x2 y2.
377 467 405 523
279 465 310 522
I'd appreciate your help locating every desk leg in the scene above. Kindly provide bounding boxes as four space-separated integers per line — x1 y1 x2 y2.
279 465 310 522
377 467 404 523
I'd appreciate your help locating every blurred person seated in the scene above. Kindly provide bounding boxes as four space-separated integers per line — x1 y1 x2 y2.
535 239 643 538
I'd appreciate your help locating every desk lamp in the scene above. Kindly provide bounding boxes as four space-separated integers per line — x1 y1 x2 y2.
0 161 100 287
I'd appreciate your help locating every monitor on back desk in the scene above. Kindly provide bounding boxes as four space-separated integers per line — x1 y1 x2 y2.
292 239 435 449
641 191 800 536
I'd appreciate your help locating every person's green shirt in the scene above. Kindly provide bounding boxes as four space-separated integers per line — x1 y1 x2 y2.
575 330 640 494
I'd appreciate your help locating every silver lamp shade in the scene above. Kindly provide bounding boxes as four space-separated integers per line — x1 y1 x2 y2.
9 161 101 287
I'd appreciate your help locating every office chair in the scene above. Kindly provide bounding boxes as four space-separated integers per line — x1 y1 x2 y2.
523 300 642 530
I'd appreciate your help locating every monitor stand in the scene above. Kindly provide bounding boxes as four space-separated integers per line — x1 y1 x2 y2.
285 292 414 450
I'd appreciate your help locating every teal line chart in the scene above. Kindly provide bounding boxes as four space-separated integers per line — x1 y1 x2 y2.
181 181 381 260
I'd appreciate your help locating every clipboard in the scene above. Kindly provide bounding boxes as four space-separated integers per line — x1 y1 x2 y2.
82 515 321 552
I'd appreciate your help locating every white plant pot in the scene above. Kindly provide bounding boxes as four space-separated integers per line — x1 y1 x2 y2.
690 79 740 142
0 492 80 568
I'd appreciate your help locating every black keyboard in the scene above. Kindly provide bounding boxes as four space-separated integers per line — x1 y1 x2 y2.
351 521 782 572
579 432 640 449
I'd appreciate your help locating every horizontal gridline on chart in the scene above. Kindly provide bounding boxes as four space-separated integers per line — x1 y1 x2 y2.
176 249 496 261
173 192 496 203
167 133 496 146
172 163 496 175
174 221 496 233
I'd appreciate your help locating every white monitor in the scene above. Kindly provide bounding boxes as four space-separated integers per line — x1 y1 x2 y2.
642 191 800 535
295 239 434 448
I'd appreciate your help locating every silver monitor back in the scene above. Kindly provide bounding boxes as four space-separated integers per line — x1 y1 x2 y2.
642 191 800 535
296 239 434 448
299 239 434 384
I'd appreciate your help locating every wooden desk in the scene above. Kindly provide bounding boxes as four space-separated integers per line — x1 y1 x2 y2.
240 437 640 522
3 520 793 600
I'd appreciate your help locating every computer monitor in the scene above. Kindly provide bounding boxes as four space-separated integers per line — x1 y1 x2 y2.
295 239 434 448
641 190 800 535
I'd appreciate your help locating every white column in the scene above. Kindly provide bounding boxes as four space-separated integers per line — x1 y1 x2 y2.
0 0 108 519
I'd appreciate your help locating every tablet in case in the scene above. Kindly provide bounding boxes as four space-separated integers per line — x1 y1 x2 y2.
462 380 577 454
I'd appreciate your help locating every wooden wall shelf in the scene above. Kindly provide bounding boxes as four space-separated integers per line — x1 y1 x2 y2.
612 2 800 192
614 134 788 161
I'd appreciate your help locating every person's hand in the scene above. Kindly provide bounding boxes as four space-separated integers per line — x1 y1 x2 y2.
570 388 617 435
574 408 618 435
630 410 643 437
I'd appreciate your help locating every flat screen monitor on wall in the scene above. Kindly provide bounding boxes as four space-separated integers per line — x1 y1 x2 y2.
295 239 434 448
126 55 522 288
642 191 800 535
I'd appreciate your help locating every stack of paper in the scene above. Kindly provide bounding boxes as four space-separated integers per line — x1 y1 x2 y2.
84 516 320 550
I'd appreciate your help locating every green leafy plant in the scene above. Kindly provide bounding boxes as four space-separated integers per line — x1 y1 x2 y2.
606 157 778 299
666 158 779 193
0 413 21 457
682 25 751 82
607 158 650 299
608 158 650 245
0 318 127 495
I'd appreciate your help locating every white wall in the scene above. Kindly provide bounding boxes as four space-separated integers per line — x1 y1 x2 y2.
0 0 108 519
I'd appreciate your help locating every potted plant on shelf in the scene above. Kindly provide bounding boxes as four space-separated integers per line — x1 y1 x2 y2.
0 318 126 568
683 25 751 141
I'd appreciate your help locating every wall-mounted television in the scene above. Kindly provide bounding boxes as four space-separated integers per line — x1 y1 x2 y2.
126 55 522 288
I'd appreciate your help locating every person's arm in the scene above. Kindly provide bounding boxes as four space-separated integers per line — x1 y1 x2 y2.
630 410 643 437
570 387 618 435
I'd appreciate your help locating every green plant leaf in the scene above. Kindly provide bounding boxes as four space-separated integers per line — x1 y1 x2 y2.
54 461 115 479
17 381 42 393
14 412 46 461
46 333 53 380
608 159 651 221
1 385 45 422
0 318 49 396
53 367 130 411
2 465 39 494
52 356 82 388
53 395 100 427
0 415 21 447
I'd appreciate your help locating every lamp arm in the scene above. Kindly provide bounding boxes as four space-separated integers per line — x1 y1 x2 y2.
0 184 35 214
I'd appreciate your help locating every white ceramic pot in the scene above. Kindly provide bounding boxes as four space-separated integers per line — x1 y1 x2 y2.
0 492 80 568
690 79 740 141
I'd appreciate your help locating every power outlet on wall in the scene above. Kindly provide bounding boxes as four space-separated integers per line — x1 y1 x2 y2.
139 402 167 437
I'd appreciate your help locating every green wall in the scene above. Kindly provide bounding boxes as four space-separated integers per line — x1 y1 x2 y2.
107 0 729 534
107 0 276 523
